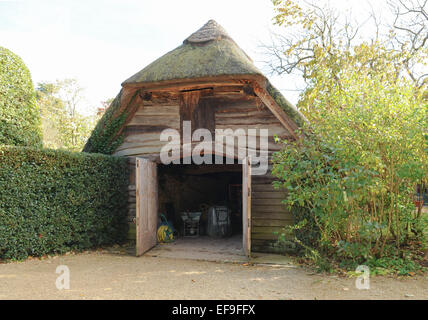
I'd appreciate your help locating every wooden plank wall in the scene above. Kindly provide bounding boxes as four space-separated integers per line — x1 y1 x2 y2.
214 96 293 252
114 93 181 159
116 91 294 252
251 170 292 253
214 96 290 158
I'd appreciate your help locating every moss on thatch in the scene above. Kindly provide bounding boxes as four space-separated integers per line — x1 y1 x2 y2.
123 39 261 85
265 81 308 128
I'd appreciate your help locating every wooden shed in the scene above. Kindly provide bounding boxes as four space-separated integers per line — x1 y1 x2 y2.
84 20 307 257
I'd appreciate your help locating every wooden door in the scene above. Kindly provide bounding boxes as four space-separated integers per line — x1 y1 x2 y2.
242 157 251 258
136 157 158 256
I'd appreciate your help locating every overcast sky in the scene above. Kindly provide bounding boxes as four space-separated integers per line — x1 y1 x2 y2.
0 0 387 114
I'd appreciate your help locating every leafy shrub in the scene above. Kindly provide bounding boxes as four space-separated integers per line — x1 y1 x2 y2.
0 47 42 147
269 0 427 274
272 131 427 273
0 146 129 260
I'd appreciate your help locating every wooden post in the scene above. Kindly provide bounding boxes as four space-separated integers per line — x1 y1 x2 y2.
136 157 158 256
242 157 252 258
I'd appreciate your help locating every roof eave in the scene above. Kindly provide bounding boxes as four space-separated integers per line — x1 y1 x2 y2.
121 74 264 90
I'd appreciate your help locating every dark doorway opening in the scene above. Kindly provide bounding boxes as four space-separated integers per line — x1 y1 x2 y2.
158 156 242 241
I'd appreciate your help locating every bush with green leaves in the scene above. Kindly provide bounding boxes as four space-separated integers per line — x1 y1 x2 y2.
271 68 427 273
269 0 427 274
273 130 427 273
0 46 42 147
0 146 129 260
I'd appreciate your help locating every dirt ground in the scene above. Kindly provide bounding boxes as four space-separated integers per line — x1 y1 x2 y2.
0 249 426 300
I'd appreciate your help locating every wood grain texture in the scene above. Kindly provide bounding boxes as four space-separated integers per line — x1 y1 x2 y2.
242 157 252 258
252 81 299 140
115 89 295 254
250 168 292 252
136 158 158 256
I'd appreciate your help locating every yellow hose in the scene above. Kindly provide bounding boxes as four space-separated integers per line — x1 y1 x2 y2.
157 225 173 243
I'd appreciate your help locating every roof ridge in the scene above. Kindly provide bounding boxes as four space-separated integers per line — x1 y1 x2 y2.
184 19 232 44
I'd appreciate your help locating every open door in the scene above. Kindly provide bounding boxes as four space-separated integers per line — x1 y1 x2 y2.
136 157 158 256
242 157 251 258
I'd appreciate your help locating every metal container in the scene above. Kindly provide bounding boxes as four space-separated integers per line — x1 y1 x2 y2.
181 212 202 237
206 206 231 238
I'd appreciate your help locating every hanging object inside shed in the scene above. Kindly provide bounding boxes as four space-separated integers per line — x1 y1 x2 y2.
207 206 232 238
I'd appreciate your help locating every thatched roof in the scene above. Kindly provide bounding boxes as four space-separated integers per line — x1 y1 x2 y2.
123 20 261 85
84 20 307 154
185 19 232 43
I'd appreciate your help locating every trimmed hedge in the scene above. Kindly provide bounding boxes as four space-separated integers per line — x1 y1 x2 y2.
0 47 43 147
0 146 129 260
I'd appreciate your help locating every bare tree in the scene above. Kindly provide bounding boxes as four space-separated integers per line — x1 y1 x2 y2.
389 0 428 87
56 78 85 118
263 1 366 81
264 0 427 89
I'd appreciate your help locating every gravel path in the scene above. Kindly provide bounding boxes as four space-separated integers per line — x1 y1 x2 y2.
0 251 426 300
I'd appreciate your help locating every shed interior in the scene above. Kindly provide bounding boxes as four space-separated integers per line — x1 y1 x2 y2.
158 156 243 241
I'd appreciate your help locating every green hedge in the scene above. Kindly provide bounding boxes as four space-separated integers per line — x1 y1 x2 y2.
0 146 129 260
0 47 43 147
